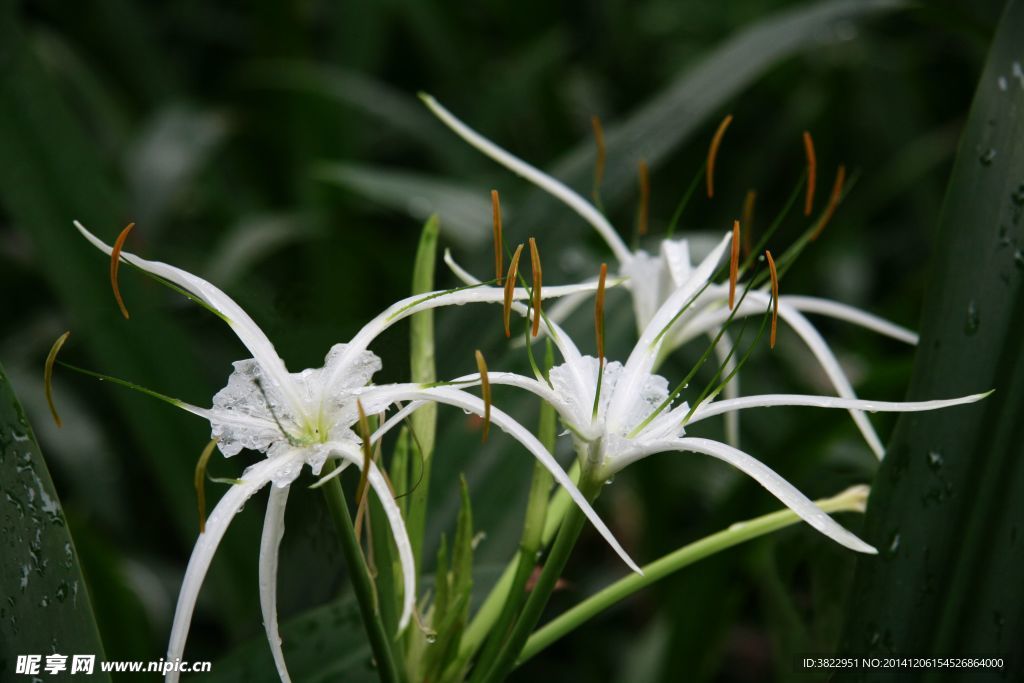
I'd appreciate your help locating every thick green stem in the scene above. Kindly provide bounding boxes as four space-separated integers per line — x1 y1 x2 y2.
321 465 403 683
480 470 603 683
516 485 870 666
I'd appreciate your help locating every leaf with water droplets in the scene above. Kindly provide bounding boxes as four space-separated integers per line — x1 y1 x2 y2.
839 2 1024 676
0 363 110 678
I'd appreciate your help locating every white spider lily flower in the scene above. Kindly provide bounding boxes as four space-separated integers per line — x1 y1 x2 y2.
444 229 988 556
75 220 640 682
421 94 922 459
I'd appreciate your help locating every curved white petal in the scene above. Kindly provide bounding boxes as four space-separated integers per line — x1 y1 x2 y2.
444 248 596 349
331 281 601 394
618 437 877 554
260 485 292 683
687 391 990 424
607 232 732 431
166 451 304 682
688 292 888 459
421 94 632 264
781 296 918 345
328 442 416 632
74 221 307 420
367 383 642 574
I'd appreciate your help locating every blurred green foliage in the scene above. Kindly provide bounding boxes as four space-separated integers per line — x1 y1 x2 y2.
0 0 1009 680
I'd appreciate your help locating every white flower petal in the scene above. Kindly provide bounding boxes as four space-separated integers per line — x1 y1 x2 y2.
781 295 918 345
74 220 307 420
166 451 303 682
607 231 732 431
259 485 292 683
329 442 416 632
687 391 990 424
620 437 877 554
421 94 632 264
368 383 642 574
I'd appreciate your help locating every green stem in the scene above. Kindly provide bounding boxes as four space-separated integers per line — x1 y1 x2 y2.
321 464 403 683
457 461 577 662
464 392 557 682
516 485 870 666
481 467 603 683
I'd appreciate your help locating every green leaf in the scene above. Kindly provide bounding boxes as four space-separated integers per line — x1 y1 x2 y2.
838 1 1024 677
0 363 110 680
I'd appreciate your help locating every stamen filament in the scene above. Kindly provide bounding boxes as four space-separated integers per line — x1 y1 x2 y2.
528 238 542 337
591 115 606 205
728 220 740 310
706 114 733 198
355 399 373 505
503 244 525 338
766 250 779 349
110 222 136 319
636 160 650 236
475 350 491 443
44 331 71 427
802 131 817 216
194 438 219 533
741 190 756 257
811 164 846 241
491 190 504 283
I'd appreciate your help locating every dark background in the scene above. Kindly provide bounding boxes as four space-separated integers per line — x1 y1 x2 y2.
0 0 1006 680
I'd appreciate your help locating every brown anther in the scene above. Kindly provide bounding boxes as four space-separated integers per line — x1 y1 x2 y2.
110 222 136 319
766 250 779 349
729 220 740 309
706 114 733 198
529 238 543 337
595 263 608 365
636 160 650 236
194 438 219 534
591 115 607 196
503 243 525 337
741 189 756 257
475 350 491 443
44 331 71 428
802 131 817 216
491 190 504 283
811 164 846 241
355 399 373 506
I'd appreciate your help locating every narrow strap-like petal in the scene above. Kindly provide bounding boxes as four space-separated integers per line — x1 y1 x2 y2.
74 221 307 420
260 485 292 683
328 442 416 631
618 438 877 554
366 384 642 574
421 94 633 264
780 295 918 345
687 391 989 424
166 451 303 682
444 248 596 349
607 231 731 431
